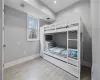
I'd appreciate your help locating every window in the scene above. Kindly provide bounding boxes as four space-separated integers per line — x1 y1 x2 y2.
27 15 39 41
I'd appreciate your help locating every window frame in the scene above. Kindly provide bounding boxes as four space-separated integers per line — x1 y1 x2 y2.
27 14 39 41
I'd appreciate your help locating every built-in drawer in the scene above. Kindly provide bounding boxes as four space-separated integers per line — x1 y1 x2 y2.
68 64 78 77
68 58 78 66
44 51 68 62
43 54 68 71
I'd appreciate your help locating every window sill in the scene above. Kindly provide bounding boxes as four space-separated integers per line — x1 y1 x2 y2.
27 39 39 42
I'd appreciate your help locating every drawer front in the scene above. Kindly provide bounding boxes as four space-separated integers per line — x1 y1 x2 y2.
68 58 78 66
43 54 68 71
68 64 78 77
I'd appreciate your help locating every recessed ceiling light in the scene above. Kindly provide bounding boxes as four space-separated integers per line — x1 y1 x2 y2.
74 8 80 13
54 0 57 4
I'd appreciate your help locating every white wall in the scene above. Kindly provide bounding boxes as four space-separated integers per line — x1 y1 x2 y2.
91 0 100 80
54 0 92 65
56 0 91 36
39 19 47 27
4 6 46 63
54 32 67 48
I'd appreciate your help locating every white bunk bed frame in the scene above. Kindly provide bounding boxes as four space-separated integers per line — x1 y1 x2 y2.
40 20 82 80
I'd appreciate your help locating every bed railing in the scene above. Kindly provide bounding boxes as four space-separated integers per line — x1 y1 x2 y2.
44 21 79 33
44 21 68 31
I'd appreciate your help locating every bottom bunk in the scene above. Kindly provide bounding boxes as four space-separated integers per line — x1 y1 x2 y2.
43 47 79 77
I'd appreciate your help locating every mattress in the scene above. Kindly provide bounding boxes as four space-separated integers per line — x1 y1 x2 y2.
45 47 78 59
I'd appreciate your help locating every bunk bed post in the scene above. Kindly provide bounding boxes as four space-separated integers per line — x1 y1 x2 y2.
78 20 81 80
40 26 45 57
67 27 69 71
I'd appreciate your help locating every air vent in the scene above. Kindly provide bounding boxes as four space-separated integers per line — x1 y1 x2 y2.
47 18 50 20
20 3 26 8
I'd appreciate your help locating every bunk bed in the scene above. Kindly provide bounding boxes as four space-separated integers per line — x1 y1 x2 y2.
40 20 82 80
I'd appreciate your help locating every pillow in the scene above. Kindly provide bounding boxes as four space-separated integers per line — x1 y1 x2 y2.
68 49 78 59
71 51 77 57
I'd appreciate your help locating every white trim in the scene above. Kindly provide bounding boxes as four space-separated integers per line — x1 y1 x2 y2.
27 14 40 41
4 54 40 69
82 60 91 68
2 0 4 80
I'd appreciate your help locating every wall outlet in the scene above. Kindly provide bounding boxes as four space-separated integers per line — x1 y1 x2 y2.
24 51 26 54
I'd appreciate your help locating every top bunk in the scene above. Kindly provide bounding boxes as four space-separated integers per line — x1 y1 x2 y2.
44 21 80 34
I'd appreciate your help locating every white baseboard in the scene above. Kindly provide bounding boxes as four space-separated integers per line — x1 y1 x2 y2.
82 60 92 68
4 54 40 69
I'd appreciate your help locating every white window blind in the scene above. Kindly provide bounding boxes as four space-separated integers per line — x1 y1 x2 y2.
27 15 39 41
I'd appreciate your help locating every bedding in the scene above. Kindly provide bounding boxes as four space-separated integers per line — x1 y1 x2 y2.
60 50 68 57
45 47 67 57
45 47 57 53
49 47 58 51
45 47 78 59
53 47 65 54
61 50 68 55
68 50 78 59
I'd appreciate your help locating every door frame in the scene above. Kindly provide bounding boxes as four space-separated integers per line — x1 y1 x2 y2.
2 0 4 80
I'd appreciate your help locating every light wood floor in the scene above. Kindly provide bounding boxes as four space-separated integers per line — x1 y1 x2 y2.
4 57 91 80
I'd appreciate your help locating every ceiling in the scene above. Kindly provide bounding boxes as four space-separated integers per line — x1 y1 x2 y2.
4 0 80 22
4 0 53 21
40 0 80 12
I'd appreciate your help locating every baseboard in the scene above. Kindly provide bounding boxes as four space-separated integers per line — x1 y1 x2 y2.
4 54 40 69
82 60 91 68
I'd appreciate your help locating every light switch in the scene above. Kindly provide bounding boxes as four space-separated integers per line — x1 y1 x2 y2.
18 42 20 44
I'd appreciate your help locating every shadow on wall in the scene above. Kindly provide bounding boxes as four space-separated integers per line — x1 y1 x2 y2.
82 20 92 65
